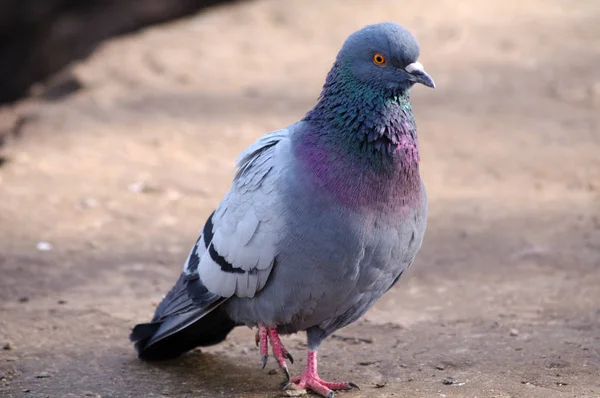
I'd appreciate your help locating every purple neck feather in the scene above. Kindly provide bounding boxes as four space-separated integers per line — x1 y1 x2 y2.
295 62 422 209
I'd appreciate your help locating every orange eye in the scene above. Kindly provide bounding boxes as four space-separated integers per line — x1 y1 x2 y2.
373 53 386 65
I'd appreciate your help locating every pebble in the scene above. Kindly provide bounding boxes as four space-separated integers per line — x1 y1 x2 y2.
35 372 51 378
128 181 159 194
128 182 146 193
442 377 458 385
358 360 378 366
281 389 307 397
2 342 12 350
510 328 520 336
78 197 98 209
36 241 53 251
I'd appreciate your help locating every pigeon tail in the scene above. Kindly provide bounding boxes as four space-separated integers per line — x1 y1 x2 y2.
130 306 236 360
130 273 237 361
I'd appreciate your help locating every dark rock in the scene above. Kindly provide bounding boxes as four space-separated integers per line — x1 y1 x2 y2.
442 377 459 385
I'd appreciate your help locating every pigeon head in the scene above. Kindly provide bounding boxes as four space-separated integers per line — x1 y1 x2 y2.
336 22 435 92
302 22 432 173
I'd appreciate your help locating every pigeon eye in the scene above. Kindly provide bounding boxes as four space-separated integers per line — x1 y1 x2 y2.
373 53 386 65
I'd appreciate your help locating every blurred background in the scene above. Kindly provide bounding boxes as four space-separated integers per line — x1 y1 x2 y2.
0 0 599 397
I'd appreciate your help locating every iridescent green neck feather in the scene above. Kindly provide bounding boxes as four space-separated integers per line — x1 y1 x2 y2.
296 61 422 209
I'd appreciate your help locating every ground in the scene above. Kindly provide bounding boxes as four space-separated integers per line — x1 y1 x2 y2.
1 0 599 397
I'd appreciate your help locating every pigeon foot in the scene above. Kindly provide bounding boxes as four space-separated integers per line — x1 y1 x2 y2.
256 324 293 380
283 350 359 398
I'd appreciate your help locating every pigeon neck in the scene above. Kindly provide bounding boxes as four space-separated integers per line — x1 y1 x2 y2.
303 62 421 169
304 62 419 168
296 66 423 209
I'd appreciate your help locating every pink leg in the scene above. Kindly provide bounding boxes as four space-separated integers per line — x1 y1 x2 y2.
256 326 269 366
256 324 294 380
284 350 359 398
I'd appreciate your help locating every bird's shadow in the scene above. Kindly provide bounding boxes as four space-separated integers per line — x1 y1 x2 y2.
121 348 287 396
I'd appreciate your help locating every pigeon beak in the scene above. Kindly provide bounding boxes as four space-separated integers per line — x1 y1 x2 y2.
405 62 436 88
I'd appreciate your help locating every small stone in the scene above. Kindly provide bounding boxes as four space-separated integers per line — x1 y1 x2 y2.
57 300 67 305
545 359 569 369
442 377 458 385
267 369 277 375
2 342 13 350
78 198 98 209
509 328 520 336
281 389 307 397
128 181 159 194
128 182 145 193
241 346 249 355
436 364 445 370
36 241 53 251
35 372 51 378
18 296 29 303
23 389 31 393
358 360 378 366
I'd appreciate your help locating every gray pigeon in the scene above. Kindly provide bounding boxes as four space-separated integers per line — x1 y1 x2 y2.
131 22 434 398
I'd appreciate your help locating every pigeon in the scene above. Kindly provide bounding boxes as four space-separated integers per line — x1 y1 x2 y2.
130 22 434 398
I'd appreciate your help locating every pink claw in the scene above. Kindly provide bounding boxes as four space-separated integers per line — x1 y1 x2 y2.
256 324 293 379
284 350 359 398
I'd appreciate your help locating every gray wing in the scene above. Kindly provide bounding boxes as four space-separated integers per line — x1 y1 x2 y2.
131 128 290 358
183 128 290 298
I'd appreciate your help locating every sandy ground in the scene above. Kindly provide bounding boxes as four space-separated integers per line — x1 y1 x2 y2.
1 0 600 397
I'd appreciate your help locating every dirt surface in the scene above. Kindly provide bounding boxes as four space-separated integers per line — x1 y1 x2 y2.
1 0 599 397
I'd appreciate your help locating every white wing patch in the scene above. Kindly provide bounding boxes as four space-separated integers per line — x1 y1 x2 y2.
189 128 290 298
